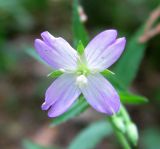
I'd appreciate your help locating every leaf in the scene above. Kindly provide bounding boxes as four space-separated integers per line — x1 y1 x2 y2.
119 91 148 104
72 0 89 47
77 40 85 55
22 140 54 149
113 26 147 87
50 97 89 126
68 121 113 149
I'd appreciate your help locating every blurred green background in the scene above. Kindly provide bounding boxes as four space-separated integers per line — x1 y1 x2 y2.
0 0 160 149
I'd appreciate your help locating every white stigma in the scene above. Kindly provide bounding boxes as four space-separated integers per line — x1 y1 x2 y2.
76 75 88 87
59 68 65 72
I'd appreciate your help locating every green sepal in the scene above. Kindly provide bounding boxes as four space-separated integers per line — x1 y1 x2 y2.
101 69 115 76
47 70 63 79
77 40 85 55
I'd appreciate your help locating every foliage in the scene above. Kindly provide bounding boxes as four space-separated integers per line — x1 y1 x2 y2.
113 26 147 87
141 128 160 149
68 121 112 149
72 0 89 47
22 140 56 149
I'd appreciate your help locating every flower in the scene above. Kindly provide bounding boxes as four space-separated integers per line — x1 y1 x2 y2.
34 30 126 117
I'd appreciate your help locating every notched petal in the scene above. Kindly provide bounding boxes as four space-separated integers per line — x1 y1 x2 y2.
84 29 118 63
34 31 79 70
81 73 120 115
87 36 126 71
41 74 81 117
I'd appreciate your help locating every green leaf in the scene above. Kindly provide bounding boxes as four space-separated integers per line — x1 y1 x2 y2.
50 97 89 126
72 0 89 47
22 140 54 149
119 91 148 104
77 40 85 55
68 121 113 149
113 26 147 87
47 70 63 79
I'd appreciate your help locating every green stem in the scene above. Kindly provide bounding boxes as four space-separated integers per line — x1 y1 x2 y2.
120 105 131 123
114 130 131 149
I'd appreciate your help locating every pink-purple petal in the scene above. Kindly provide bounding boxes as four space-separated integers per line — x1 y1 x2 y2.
34 39 59 69
84 29 117 64
41 31 78 64
41 73 81 117
48 86 81 117
41 74 80 110
88 37 126 71
34 32 78 70
81 73 120 115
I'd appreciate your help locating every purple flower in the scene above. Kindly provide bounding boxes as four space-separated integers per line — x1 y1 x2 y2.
34 30 126 117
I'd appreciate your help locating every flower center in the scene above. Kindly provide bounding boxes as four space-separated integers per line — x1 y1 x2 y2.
76 62 90 76
75 57 90 87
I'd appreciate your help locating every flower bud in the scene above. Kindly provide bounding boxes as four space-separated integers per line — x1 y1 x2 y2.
126 122 139 146
112 116 126 133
